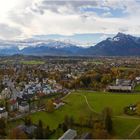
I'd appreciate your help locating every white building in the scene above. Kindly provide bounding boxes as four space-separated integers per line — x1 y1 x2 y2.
0 108 8 118
59 129 77 140
19 102 29 113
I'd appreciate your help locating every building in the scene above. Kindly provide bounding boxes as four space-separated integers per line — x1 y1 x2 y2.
107 79 134 92
135 77 140 84
53 100 65 109
9 99 18 111
59 129 77 140
19 102 29 113
17 124 37 138
0 107 8 118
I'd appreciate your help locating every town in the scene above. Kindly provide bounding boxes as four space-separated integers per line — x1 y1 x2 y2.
0 55 140 139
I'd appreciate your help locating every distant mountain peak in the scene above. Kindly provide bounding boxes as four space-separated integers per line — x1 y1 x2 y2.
116 32 126 37
87 33 140 56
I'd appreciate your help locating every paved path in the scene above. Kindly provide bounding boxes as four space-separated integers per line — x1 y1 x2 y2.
62 91 72 100
83 95 99 114
114 115 140 120
129 124 140 138
77 93 140 138
74 92 99 114
74 92 140 120
76 92 140 138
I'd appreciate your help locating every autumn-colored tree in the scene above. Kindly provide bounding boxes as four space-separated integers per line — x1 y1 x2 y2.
46 99 54 113
101 74 112 85
35 120 44 139
79 115 85 126
24 116 32 126
92 121 109 139
136 103 140 115
44 125 51 139
0 118 7 138
9 128 27 139
102 107 113 133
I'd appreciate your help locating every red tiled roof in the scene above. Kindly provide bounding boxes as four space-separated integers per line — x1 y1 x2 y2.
9 99 17 105
37 92 45 97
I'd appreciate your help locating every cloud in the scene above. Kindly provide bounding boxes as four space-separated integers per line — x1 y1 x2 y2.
0 23 22 39
102 11 112 17
32 0 98 15
0 0 140 40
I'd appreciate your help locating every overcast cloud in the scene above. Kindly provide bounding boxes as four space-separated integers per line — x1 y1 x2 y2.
0 0 139 40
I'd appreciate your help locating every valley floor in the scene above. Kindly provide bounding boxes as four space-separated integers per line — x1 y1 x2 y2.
9 90 140 138
63 91 140 138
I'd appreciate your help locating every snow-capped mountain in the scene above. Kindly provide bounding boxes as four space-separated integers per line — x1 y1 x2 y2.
20 40 83 55
85 32 140 56
0 33 140 56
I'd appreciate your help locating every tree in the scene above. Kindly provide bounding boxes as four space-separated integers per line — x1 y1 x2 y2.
44 125 51 139
93 128 109 139
69 116 74 127
24 116 32 126
102 107 113 133
9 128 27 139
87 114 94 127
105 114 113 133
0 118 7 138
79 114 85 126
136 103 140 115
27 98 31 112
101 74 112 85
92 121 109 139
35 120 44 139
62 123 68 132
64 115 70 125
46 99 54 113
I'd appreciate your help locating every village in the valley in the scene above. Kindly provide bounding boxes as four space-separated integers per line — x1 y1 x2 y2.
1 55 140 139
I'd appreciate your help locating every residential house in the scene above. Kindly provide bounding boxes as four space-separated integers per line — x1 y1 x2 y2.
19 102 29 113
1 88 11 99
59 129 77 140
135 77 140 84
0 107 8 118
107 79 134 92
9 99 18 111
53 99 65 109
17 124 37 138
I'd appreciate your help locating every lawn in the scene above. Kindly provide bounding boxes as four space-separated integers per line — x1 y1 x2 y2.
77 91 140 115
89 61 103 65
134 84 140 92
28 91 140 138
30 93 95 129
117 67 138 71
21 60 45 65
113 117 140 138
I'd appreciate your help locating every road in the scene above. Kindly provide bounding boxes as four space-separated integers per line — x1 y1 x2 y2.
129 124 140 138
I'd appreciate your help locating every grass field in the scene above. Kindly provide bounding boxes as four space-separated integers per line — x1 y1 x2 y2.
31 93 94 129
29 91 140 138
113 117 140 138
21 60 45 65
89 61 103 65
135 84 140 91
76 91 140 115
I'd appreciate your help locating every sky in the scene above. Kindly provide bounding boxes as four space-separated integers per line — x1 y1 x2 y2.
0 0 140 44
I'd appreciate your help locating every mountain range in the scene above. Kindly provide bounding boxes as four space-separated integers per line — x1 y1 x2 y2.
0 33 140 56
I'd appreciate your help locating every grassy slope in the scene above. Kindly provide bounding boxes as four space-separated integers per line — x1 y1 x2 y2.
21 60 45 65
31 93 94 129
30 91 140 138
135 84 140 91
113 117 140 138
79 91 140 115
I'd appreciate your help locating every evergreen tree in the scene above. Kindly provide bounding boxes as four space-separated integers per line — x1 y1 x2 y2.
36 120 44 139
